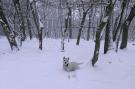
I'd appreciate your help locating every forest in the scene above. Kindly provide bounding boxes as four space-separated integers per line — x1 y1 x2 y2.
0 0 135 89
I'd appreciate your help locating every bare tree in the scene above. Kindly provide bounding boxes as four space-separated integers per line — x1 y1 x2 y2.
113 0 128 42
120 5 135 49
12 0 26 42
67 2 72 39
0 0 18 50
30 0 44 50
92 0 114 66
87 10 93 41
104 0 116 54
26 0 32 40
76 0 92 45
115 0 128 52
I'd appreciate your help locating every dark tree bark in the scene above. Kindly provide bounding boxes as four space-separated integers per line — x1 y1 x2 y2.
87 13 91 41
68 7 72 39
120 5 135 49
76 10 89 45
113 0 128 41
104 17 111 54
103 0 116 54
38 28 43 50
27 18 32 40
92 0 114 66
26 0 32 40
0 0 18 50
113 0 128 52
12 0 26 41
113 15 120 39
92 22 107 66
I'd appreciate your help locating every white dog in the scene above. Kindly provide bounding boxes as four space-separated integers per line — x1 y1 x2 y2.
63 57 83 72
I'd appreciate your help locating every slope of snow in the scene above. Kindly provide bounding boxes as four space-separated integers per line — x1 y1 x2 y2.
0 37 135 89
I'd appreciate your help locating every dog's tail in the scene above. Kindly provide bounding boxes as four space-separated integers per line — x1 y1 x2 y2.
78 62 84 65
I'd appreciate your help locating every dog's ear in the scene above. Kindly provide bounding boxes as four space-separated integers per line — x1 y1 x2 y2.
67 57 69 60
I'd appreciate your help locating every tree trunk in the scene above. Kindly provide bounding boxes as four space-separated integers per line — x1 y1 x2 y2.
0 0 18 50
27 0 32 40
115 26 123 52
68 7 72 39
87 14 91 41
27 18 32 40
104 18 111 54
61 18 68 51
12 0 26 41
113 0 128 41
113 15 120 40
120 5 135 49
92 0 114 66
38 29 43 50
92 21 107 66
30 0 43 50
76 11 87 45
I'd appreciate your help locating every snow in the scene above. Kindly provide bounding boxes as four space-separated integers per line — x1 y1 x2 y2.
102 16 109 22
0 19 4 23
0 37 135 89
38 15 43 28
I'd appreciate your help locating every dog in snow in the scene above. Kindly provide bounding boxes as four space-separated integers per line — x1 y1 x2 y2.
63 56 83 72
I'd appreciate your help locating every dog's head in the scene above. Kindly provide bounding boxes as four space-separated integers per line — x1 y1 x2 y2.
63 56 69 66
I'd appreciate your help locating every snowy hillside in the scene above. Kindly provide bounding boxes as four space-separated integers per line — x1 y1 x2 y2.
0 37 135 89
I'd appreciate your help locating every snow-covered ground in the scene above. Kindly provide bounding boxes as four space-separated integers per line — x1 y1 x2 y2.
0 37 135 89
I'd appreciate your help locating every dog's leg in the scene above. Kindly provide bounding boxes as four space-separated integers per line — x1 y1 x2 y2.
71 71 77 78
68 72 71 79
